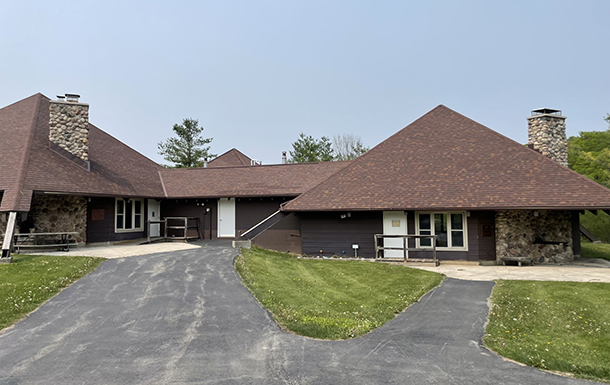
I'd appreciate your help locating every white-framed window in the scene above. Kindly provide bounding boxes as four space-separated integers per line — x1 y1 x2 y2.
115 198 143 232
416 211 467 250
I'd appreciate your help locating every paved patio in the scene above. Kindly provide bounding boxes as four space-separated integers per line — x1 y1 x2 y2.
408 257 610 283
35 240 202 259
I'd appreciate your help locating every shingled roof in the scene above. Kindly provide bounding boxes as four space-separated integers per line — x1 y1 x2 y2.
0 94 166 211
282 105 610 212
208 148 252 167
160 161 350 198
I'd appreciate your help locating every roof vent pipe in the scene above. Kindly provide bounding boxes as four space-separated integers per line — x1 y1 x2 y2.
282 151 287 164
203 158 208 168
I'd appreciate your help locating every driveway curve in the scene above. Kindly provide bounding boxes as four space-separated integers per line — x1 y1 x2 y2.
0 243 596 384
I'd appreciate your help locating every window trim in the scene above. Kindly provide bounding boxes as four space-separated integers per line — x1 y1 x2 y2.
415 211 468 251
115 198 144 233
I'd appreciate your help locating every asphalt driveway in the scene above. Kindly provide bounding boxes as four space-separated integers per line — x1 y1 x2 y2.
0 243 596 384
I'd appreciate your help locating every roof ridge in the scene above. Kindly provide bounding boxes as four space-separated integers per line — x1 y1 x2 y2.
6 93 42 210
89 123 164 171
457 108 610 196
164 160 352 172
283 105 447 210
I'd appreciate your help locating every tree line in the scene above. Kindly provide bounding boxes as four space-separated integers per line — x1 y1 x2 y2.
157 118 369 168
568 114 610 242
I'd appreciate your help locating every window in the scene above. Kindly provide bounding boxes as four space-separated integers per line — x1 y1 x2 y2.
416 212 467 250
115 198 143 232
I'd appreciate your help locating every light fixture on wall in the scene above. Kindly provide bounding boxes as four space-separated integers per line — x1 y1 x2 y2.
533 211 539 217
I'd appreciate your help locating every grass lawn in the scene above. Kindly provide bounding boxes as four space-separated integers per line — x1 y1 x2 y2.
235 247 443 340
0 254 105 330
581 242 610 261
484 280 610 383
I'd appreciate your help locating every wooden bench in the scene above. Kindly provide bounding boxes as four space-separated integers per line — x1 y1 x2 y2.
500 255 534 267
13 232 79 253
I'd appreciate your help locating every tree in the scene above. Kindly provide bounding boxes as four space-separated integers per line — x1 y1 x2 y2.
288 133 334 163
158 118 215 168
332 133 369 161
568 113 610 242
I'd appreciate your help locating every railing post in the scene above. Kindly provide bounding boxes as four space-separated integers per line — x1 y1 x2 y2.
432 235 437 266
374 235 378 259
403 235 407 262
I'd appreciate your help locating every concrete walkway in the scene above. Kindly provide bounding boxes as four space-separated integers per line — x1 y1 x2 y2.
38 241 201 258
0 244 597 384
408 258 610 283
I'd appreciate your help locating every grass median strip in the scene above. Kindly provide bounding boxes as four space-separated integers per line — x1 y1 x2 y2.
484 280 610 383
235 247 443 340
0 254 105 330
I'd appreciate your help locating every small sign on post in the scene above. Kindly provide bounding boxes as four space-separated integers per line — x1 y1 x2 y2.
352 244 359 258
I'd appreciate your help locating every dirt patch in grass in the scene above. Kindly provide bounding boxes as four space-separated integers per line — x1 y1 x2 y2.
235 247 443 340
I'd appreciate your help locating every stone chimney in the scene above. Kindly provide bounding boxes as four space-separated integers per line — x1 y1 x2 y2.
527 108 567 167
49 94 89 162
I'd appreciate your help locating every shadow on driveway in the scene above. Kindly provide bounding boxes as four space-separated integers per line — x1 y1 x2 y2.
0 244 596 384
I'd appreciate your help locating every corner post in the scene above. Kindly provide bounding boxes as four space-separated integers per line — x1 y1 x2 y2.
1 212 18 263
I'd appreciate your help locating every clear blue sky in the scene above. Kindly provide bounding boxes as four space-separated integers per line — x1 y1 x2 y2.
1 0 609 165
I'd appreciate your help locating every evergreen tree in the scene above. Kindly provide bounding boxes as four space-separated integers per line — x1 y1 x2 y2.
158 118 215 168
288 133 334 163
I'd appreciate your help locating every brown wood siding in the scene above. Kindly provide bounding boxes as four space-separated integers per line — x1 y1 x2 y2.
236 197 301 254
406 210 496 261
87 197 146 243
161 199 215 239
300 211 382 258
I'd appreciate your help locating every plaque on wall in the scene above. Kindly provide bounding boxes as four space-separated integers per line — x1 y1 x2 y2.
481 223 493 237
91 209 105 221
392 220 400 227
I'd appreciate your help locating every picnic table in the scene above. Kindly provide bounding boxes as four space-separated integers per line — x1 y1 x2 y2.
13 232 79 253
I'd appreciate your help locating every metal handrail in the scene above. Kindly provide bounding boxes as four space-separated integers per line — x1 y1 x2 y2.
374 234 438 266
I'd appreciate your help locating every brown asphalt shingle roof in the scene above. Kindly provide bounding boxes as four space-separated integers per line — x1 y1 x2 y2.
1 94 166 211
283 105 610 212
5 95 610 213
208 148 252 167
160 161 351 198
0 94 44 211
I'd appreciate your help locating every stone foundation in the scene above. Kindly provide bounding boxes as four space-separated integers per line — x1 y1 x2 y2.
495 210 573 264
29 195 87 243
0 213 7 236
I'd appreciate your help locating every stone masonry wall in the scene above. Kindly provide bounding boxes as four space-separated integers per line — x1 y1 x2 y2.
496 210 573 264
49 101 89 161
29 195 87 243
0 214 6 237
527 115 568 167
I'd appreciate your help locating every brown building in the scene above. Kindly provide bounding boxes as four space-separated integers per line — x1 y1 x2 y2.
2 93 610 264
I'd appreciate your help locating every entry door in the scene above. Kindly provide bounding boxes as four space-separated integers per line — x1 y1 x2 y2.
218 198 236 238
383 211 407 258
148 199 161 237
